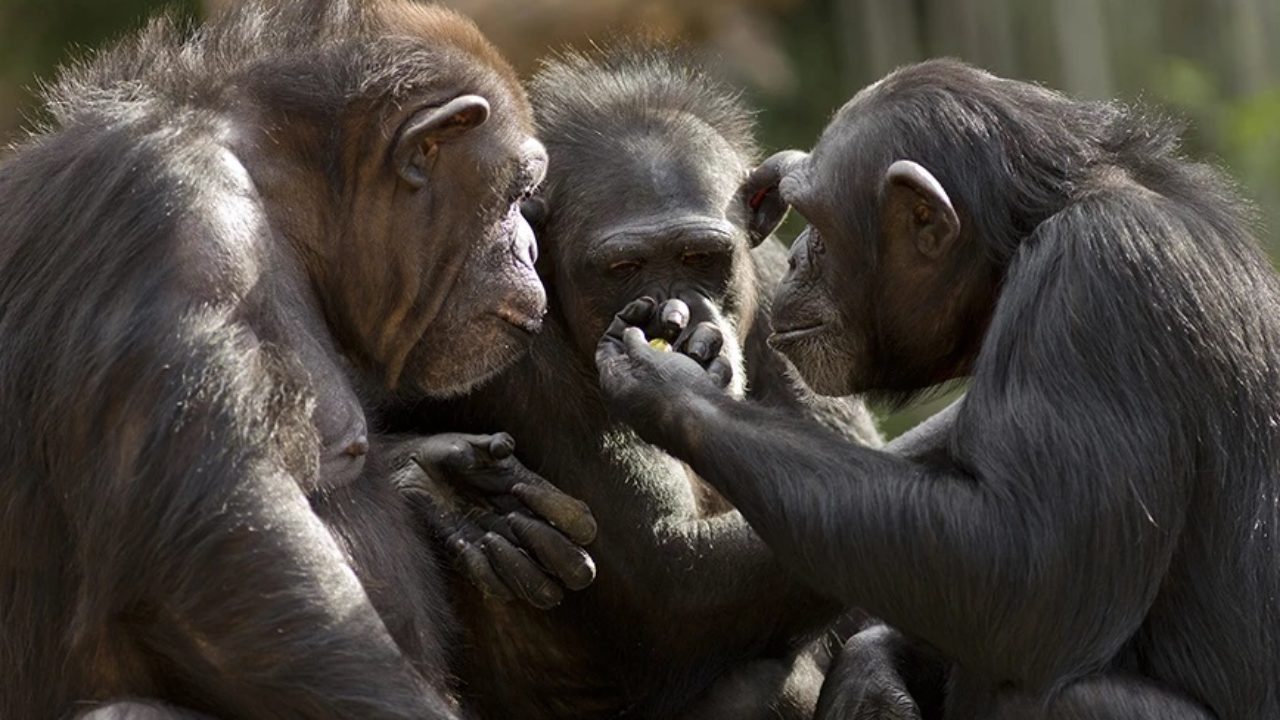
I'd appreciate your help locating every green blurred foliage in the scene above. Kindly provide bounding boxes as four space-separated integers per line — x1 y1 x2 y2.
1159 57 1280 236
0 0 200 134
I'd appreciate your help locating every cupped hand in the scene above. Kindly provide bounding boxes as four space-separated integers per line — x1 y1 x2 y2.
595 297 733 443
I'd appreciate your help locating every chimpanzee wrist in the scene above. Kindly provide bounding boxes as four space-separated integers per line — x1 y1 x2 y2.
660 391 724 460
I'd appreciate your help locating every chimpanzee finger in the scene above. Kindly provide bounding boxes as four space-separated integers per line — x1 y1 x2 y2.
617 296 658 328
507 513 597 591
410 433 491 475
480 532 564 609
681 322 725 366
740 150 808 247
512 481 598 545
600 297 658 354
487 432 515 461
449 532 515 602
707 356 734 389
595 330 626 369
620 326 651 357
651 298 690 341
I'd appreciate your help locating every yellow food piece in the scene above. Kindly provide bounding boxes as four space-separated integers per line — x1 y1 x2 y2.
648 337 672 352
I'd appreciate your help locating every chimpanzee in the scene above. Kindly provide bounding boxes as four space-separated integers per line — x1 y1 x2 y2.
399 47 882 720
596 59 1280 718
0 2 594 718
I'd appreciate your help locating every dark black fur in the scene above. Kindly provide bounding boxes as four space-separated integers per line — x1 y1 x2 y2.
400 48 881 720
0 2 548 718
596 59 1279 718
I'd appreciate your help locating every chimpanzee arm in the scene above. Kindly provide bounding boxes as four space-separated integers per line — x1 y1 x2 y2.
542 418 839 644
815 624 948 720
52 311 453 719
432 329 840 648
597 203 1194 690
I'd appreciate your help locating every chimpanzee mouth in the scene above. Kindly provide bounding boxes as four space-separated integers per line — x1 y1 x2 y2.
769 323 827 346
494 306 545 335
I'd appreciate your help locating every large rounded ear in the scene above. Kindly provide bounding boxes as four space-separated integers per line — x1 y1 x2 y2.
395 95 491 188
736 150 808 248
882 160 959 259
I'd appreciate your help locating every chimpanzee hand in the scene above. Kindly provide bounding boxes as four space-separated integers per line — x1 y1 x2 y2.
596 297 735 445
815 625 928 720
393 432 597 609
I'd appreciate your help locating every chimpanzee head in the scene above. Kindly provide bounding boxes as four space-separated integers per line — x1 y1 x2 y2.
525 47 779 371
229 1 547 397
753 60 1096 399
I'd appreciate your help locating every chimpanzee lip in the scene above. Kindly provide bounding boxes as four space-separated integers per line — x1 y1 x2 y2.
495 307 545 335
770 322 826 344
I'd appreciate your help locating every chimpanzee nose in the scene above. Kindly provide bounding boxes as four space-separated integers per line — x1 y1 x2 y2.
344 435 369 458
514 209 539 267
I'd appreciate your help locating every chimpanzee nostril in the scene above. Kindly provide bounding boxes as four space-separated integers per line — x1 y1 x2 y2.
512 206 539 267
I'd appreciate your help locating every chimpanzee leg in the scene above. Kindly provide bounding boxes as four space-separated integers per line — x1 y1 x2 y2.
816 624 947 720
987 675 1213 720
682 649 826 720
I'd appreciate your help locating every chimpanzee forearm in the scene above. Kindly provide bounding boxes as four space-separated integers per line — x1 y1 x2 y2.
61 333 453 719
571 440 838 648
648 392 1177 687
439 349 839 648
646 510 838 632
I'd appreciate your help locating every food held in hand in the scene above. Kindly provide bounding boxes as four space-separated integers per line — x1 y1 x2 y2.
648 337 672 352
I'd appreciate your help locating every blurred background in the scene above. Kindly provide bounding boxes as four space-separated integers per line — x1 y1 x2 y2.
2 0 1277 433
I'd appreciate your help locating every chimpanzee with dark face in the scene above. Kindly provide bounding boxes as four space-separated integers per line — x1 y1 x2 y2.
597 59 1280 718
0 3 596 718
400 48 881 720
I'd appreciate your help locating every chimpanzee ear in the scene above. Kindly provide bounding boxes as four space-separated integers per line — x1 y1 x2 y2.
736 150 808 248
395 95 491 188
883 160 959 259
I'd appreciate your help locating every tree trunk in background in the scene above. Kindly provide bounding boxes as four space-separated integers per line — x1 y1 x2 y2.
1225 0 1276 95
1050 0 1111 98
925 0 1016 77
1102 0 1158 95
837 0 921 80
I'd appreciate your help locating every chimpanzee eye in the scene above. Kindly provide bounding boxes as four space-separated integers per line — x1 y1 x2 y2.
682 251 711 267
609 260 642 278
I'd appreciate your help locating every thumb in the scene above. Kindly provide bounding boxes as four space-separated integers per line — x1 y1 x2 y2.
621 326 650 355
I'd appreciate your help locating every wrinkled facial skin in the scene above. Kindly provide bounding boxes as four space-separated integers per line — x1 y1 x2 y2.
768 119 995 399
402 129 549 398
542 125 757 366
769 146 876 397
332 83 549 399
